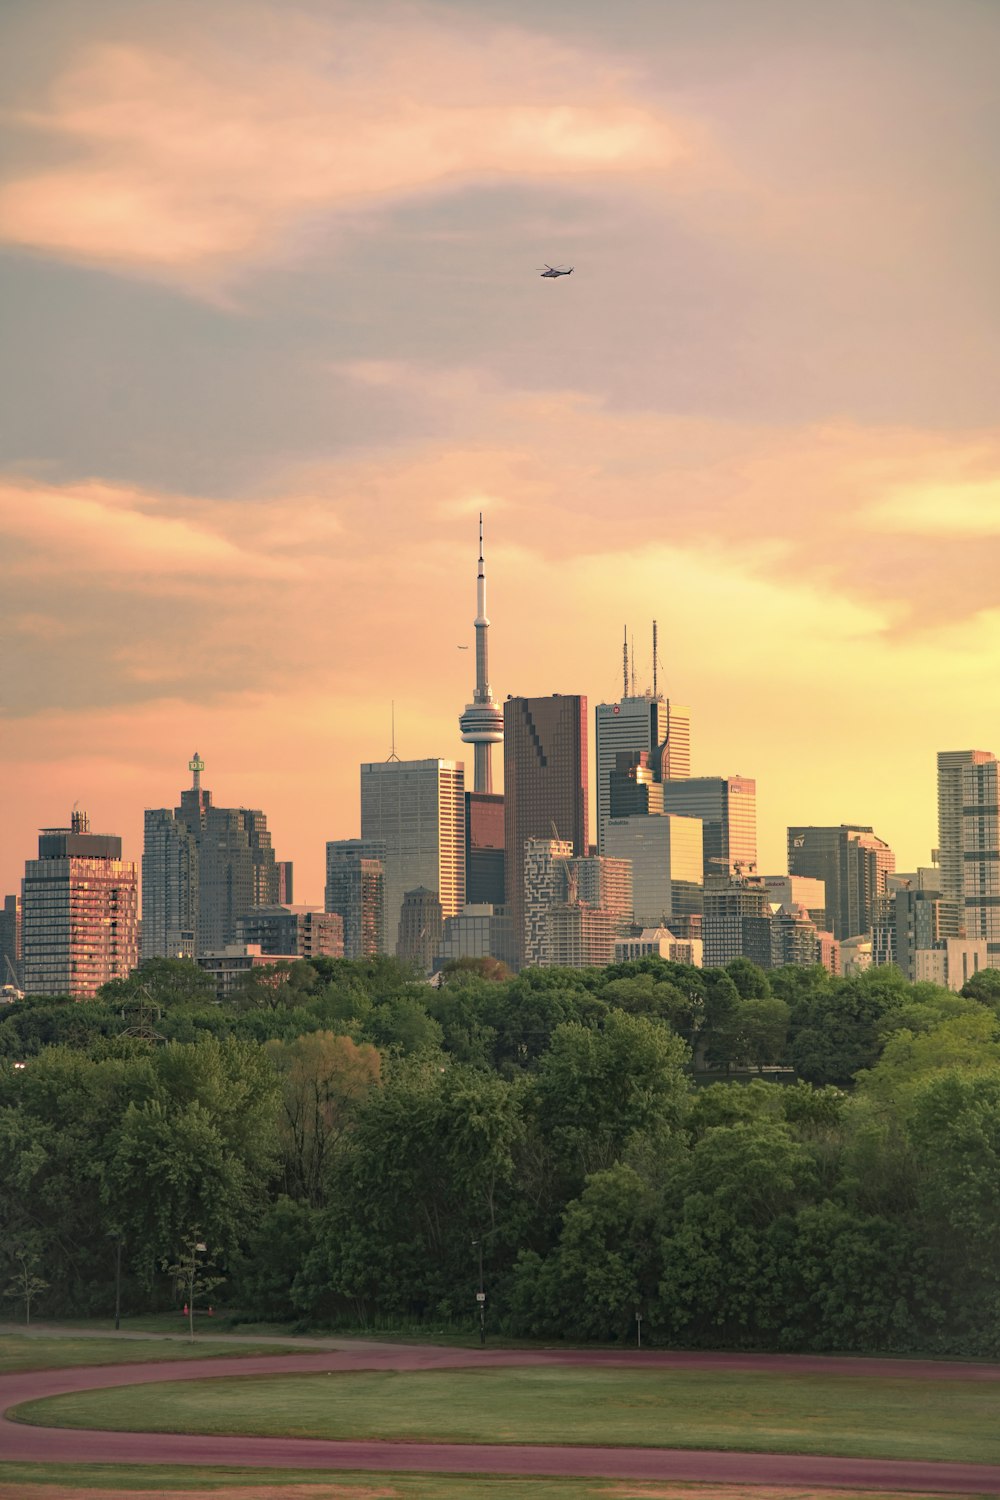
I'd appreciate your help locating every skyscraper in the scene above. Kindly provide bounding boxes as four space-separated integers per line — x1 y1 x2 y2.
465 791 505 905
595 688 690 853
787 824 895 940
604 812 703 928
22 810 139 998
503 694 588 967
325 839 386 959
962 756 1000 961
360 759 465 953
142 753 282 958
938 749 996 908
458 515 504 794
663 776 757 877
397 887 444 974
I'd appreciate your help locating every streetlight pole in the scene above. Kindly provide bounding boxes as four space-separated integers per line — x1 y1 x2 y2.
472 1238 486 1345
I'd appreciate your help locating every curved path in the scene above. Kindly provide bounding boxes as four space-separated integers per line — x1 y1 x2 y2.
3 1343 1000 1493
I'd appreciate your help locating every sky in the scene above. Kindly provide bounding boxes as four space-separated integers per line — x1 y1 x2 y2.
1 0 999 905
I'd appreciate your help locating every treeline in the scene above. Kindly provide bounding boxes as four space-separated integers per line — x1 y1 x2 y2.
2 954 1000 1355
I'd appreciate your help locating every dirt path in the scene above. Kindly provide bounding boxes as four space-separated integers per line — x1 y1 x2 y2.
2 1343 999 1494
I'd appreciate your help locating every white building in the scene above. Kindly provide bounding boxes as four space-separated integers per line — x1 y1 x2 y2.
614 927 703 967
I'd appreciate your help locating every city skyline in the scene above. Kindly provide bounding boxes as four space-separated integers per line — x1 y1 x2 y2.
3 0 1000 903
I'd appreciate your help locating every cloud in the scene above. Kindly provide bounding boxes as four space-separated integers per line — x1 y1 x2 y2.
866 477 1000 537
0 477 298 579
0 6 686 282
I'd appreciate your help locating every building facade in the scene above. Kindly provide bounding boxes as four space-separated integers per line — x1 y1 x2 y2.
237 905 344 960
663 776 757 877
142 754 282 959
787 824 895 940
504 695 588 967
595 695 690 853
603 812 703 928
360 759 465 954
397 887 445 974
325 839 387 959
938 750 995 909
466 790 505 906
22 811 139 998
0 893 22 991
962 756 1000 961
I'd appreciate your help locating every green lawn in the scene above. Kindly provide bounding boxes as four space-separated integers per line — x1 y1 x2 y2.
13 1365 1000 1464
0 1467 984 1499
0 1335 301 1374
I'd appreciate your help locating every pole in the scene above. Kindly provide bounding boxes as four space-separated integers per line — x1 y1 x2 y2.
114 1238 122 1332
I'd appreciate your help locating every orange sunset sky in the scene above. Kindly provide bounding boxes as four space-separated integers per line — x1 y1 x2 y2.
2 0 999 906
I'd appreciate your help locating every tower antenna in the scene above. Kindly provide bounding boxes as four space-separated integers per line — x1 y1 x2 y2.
652 620 659 698
622 626 628 699
387 702 400 762
630 629 637 697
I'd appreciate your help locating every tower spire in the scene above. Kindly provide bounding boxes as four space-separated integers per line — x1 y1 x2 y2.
459 513 504 792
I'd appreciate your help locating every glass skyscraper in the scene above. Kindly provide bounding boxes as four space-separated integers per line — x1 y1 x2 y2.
360 759 465 955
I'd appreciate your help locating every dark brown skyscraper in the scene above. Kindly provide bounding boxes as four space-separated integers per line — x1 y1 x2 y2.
504 694 588 967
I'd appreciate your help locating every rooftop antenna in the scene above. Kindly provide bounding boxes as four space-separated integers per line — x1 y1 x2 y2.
630 629 637 697
652 620 659 698
387 701 400 762
622 626 628 699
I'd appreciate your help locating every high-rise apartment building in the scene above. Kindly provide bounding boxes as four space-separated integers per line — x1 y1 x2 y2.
938 750 996 908
0 893 23 991
521 837 625 968
325 839 386 959
142 754 282 958
360 759 465 953
701 873 770 967
504 694 588 967
22 811 139 998
962 757 1000 961
237 905 344 960
787 824 895 939
662 776 757 877
595 695 690 853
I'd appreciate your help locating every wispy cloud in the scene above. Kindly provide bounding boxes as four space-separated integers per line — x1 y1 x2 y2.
0 6 686 283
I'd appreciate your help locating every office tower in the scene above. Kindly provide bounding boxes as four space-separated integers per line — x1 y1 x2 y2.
237 905 344 960
938 750 996 908
962 757 1000 960
466 791 505 905
142 754 282 958
504 695 588 967
595 676 690 853
604 812 703 928
0 893 23 991
360 759 465 954
787 825 895 940
397 887 444 974
22 810 139 998
663 776 757 877
325 839 386 959
701 872 770 967
276 862 294 904
458 515 504 794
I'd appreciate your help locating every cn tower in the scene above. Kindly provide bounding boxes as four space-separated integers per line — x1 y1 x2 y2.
459 514 503 792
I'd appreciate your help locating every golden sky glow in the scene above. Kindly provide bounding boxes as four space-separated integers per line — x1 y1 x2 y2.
2 0 999 903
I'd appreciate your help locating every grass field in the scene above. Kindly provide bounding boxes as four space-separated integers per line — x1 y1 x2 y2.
13 1365 1000 1465
0 1468 986 1499
0 1335 301 1375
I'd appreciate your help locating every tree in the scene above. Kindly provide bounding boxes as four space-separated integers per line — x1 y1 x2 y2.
4 1244 48 1326
725 958 772 1000
166 1231 225 1341
266 1031 380 1207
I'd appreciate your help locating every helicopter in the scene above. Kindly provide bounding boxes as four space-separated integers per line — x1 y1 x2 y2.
538 264 573 278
